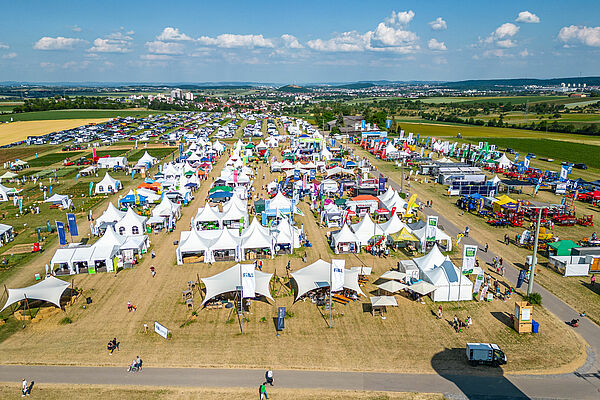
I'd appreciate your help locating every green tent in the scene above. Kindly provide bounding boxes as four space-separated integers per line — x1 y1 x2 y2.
254 199 266 214
548 240 578 256
334 198 347 207
210 186 233 193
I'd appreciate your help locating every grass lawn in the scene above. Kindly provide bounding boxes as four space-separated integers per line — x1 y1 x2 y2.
419 96 566 105
95 149 129 158
463 137 600 169
0 383 442 400
0 145 53 164
0 110 169 123
27 152 83 167
128 147 176 162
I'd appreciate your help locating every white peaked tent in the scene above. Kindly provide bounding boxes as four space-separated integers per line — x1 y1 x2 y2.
351 214 384 246
384 192 408 214
221 200 248 228
379 213 408 236
152 196 181 219
413 244 446 271
195 204 222 229
378 187 396 203
290 259 365 301
383 142 399 157
176 228 211 264
90 226 126 272
115 207 147 236
411 224 453 251
268 192 293 213
267 136 278 147
201 264 274 305
136 151 158 166
240 218 274 259
273 217 301 249
491 175 502 185
95 172 121 194
134 188 161 203
44 194 72 209
320 146 333 160
256 140 267 150
420 257 473 302
95 202 126 230
495 154 512 169
207 228 242 262
331 224 360 254
0 185 9 202
212 140 225 152
1 276 70 312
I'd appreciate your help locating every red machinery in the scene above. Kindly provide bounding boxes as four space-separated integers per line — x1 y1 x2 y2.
577 215 594 226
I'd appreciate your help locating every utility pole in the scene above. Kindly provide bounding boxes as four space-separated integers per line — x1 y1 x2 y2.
528 207 543 295
400 156 404 194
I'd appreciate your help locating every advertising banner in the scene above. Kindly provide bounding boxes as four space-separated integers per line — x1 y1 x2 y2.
241 264 256 298
56 221 67 245
462 245 477 273
425 216 438 242
331 259 345 292
66 213 78 236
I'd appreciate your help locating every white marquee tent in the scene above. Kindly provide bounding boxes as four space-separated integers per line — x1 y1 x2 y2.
1 276 70 312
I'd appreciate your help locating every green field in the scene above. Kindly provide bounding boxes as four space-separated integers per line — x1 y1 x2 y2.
465 137 600 169
419 96 567 105
396 121 600 142
95 149 129 157
0 109 172 122
128 147 176 161
27 151 83 167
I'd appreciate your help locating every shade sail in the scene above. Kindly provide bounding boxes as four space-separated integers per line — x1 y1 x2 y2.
290 259 365 301
409 281 437 295
1 276 70 311
380 271 407 281
377 280 408 293
370 296 398 307
201 264 273 305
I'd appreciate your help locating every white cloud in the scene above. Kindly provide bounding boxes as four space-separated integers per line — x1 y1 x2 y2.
520 48 531 57
516 11 540 24
429 17 447 31
558 25 600 47
281 34 303 49
157 27 192 41
62 60 90 70
433 56 447 65
307 31 370 52
40 62 57 69
483 49 509 58
495 23 520 38
88 31 133 53
385 10 415 25
34 37 86 50
145 40 185 55
198 34 274 48
71 25 82 32
141 54 173 60
496 39 516 48
428 38 447 51
0 42 9 49
308 12 419 54
2 52 17 59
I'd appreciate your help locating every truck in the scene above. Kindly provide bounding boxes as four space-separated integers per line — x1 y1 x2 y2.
466 343 507 367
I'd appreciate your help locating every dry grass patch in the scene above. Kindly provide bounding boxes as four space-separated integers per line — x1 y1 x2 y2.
0 119 108 146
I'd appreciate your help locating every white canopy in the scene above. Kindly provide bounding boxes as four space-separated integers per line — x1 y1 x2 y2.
1 276 70 312
95 202 125 229
378 187 396 203
351 214 383 246
411 225 453 251
152 196 181 219
380 271 407 281
379 213 407 236
268 192 292 212
495 154 512 169
136 151 158 166
290 259 365 301
377 280 408 293
95 172 121 194
115 207 147 236
331 224 360 253
370 295 398 307
201 264 273 305
413 244 446 271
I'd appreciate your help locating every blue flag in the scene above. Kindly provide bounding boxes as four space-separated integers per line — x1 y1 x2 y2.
48 186 53 196
56 221 67 245
386 119 391 129
76 173 80 182
89 182 94 196
67 213 78 236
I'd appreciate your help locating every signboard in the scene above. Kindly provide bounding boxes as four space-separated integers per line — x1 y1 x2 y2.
560 165 568 181
472 273 484 294
241 264 256 298
56 221 67 245
331 259 345 292
361 120 366 130
516 270 526 288
378 176 386 193
425 216 438 242
462 245 477 273
154 321 170 339
277 307 285 331
66 213 78 236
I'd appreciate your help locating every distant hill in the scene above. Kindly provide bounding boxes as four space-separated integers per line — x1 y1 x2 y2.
440 77 600 89
334 82 376 89
276 85 313 93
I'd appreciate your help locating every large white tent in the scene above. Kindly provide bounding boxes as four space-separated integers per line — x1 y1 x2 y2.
94 202 125 231
351 214 384 246
379 213 408 236
411 224 453 251
95 172 121 194
240 218 274 259
290 259 365 301
331 224 360 254
136 151 158 167
201 264 274 305
1 276 70 312
115 207 147 236
413 245 472 301
152 196 181 220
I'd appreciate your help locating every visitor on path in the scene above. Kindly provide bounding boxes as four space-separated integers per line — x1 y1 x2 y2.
259 382 269 399
136 356 143 370
151 250 155 259
591 275 596 286
466 316 472 328
265 369 274 386
21 378 27 397
437 305 443 319
484 243 488 253
150 266 156 278
464 226 469 237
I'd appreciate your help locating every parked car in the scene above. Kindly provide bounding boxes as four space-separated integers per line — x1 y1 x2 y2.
504 148 515 154
574 163 588 170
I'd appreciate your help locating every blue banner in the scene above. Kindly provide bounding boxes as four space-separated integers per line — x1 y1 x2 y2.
76 173 80 182
277 307 285 331
89 182 94 196
514 153 519 163
361 120 366 130
293 169 300 180
416 133 420 143
386 119 391 129
309 169 315 180
378 176 386 193
56 221 67 245
67 213 78 236
516 270 526 289
48 186 53 196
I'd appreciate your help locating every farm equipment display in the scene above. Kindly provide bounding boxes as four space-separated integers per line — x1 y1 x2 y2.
577 215 594 227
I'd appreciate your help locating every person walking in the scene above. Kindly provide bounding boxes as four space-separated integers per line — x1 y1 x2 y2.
592 274 596 286
259 382 269 399
265 369 274 386
484 243 488 253
437 305 443 319
21 378 27 397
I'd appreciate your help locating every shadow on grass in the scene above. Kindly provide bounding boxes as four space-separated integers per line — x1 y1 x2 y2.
491 311 514 329
580 281 600 296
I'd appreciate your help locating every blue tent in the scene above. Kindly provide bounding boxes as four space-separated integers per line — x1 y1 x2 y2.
119 193 148 205
208 191 232 200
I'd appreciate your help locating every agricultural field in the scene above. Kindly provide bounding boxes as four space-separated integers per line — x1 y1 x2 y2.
0 109 168 123
27 151 85 167
128 147 177 162
418 96 565 105
0 120 110 147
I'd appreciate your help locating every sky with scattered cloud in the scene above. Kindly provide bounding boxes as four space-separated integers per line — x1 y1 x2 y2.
0 0 599 83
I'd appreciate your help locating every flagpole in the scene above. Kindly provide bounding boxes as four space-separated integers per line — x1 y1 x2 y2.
329 261 332 328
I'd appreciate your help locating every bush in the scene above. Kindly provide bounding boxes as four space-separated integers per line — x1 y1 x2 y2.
59 316 72 325
525 292 542 305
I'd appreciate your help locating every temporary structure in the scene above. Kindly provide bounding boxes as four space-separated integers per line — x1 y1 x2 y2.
201 264 273 305
136 151 158 166
94 202 126 231
351 214 384 246
408 281 437 296
115 207 147 236
195 204 222 230
44 194 72 209
369 296 398 315
152 196 181 220
410 224 453 251
331 224 360 254
376 280 408 294
379 213 407 236
240 218 274 259
95 172 121 194
380 271 407 281
290 259 365 301
1 276 70 312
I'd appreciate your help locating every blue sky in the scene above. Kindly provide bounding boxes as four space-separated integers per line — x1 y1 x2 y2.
0 0 599 83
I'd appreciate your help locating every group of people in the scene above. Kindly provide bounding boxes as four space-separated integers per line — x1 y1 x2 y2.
452 315 473 333
107 337 120 354
491 257 504 276
259 370 274 399
127 301 137 312
128 356 143 372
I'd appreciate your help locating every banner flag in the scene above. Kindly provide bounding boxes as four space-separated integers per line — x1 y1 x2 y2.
524 156 531 169
89 181 94 196
386 119 391 129
56 221 67 245
277 307 286 331
241 264 256 298
361 120 366 130
426 216 438 242
331 259 345 292
18 197 22 213
67 213 78 236
560 165 568 181
462 245 477 273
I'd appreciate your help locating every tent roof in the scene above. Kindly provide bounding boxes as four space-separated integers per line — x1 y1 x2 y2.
390 227 419 242
370 296 398 307
379 213 407 235
195 204 221 222
201 264 273 305
45 194 68 203
98 172 118 187
378 187 396 203
351 214 383 245
117 207 148 227
332 224 360 245
1 276 70 312
209 228 241 251
413 244 446 271
97 202 126 225
380 271 407 281
290 259 364 301
268 192 292 211
409 280 437 295
376 280 408 294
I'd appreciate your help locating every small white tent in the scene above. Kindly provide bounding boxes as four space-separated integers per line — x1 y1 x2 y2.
290 259 365 301
95 172 121 194
115 207 147 236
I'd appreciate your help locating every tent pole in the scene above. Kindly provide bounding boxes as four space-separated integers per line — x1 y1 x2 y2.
329 261 332 328
24 294 32 320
